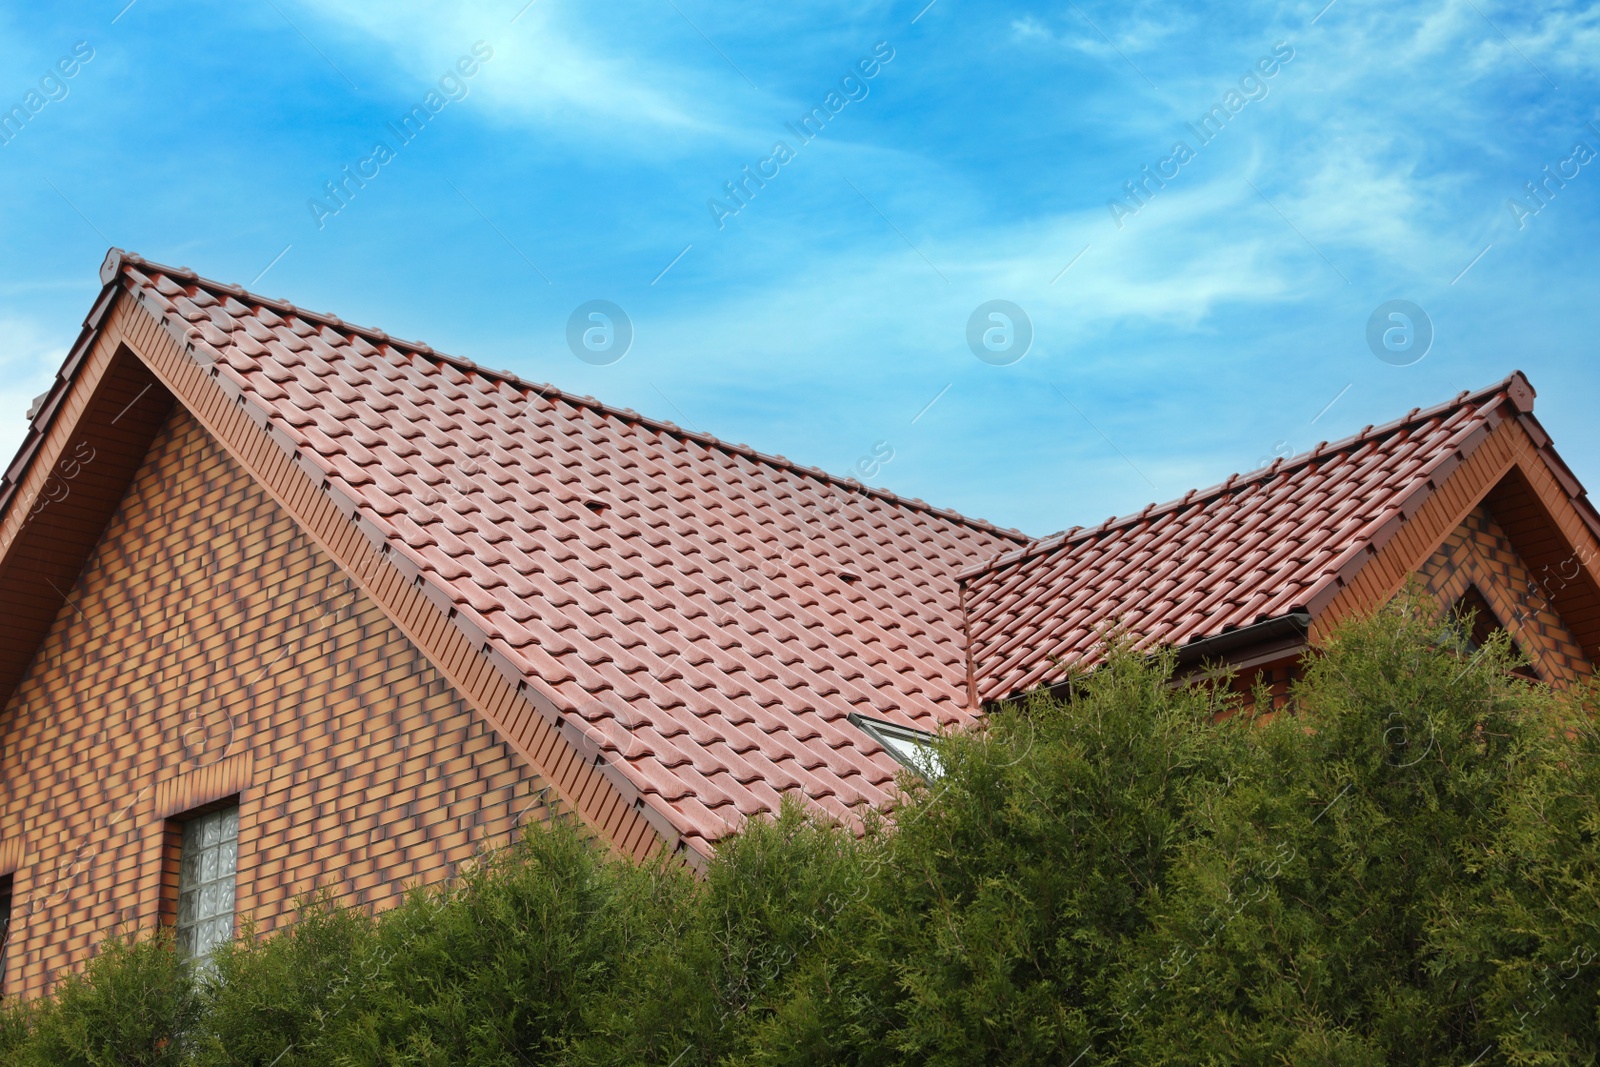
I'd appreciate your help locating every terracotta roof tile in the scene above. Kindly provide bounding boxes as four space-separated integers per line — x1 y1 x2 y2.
959 374 1535 702
106 253 1025 855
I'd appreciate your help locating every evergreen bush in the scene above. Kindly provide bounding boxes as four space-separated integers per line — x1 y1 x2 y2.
4 595 1596 1065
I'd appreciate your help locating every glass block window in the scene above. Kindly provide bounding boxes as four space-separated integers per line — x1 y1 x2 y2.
0 874 12 989
175 805 238 963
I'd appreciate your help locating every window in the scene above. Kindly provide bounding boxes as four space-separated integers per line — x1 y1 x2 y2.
0 874 12 991
1452 586 1539 679
175 805 239 964
849 713 943 778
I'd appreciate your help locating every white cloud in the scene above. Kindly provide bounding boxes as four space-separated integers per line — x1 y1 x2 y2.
1008 5 1191 57
1308 0 1584 91
1518 2 1600 80
289 0 766 149
1257 134 1442 266
0 315 73 470
634 165 1309 397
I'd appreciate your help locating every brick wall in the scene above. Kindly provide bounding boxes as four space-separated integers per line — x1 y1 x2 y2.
1225 504 1592 716
0 405 552 999
1419 505 1592 685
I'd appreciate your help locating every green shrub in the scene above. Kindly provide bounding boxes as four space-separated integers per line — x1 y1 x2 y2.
5 595 1599 1066
743 635 1247 1066
14 929 201 1067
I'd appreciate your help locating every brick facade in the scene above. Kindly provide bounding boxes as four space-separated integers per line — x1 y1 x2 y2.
1419 505 1592 685
1225 504 1591 715
0 405 551 999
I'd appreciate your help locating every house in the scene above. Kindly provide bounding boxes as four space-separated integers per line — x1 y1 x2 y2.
0 249 1594 998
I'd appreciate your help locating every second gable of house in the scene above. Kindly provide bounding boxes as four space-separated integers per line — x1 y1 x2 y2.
1420 504 1591 685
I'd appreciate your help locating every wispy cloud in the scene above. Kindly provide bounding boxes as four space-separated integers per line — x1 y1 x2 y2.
0 315 73 458
0 0 1596 536
292 0 752 144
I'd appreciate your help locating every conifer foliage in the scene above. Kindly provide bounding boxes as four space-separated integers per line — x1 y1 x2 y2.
2 595 1597 1065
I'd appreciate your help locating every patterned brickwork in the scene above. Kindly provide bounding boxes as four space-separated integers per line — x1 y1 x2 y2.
1224 506 1591 714
0 405 551 999
1419 505 1592 684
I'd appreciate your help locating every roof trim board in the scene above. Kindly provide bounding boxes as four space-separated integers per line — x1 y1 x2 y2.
0 277 121 558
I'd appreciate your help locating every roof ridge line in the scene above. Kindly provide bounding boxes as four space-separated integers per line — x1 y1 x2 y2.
102 249 1030 545
957 370 1530 581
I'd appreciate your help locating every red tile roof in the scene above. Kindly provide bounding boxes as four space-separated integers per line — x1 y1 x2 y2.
959 372 1540 703
107 252 1026 854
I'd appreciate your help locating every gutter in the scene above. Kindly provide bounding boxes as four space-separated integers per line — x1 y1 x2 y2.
1012 610 1313 707
1173 611 1312 669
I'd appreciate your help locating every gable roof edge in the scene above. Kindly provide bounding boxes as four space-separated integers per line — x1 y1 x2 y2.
1298 397 1518 617
98 284 687 865
1516 410 1600 544
957 371 1534 585
0 280 123 528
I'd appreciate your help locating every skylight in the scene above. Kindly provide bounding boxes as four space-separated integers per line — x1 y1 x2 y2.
848 713 944 779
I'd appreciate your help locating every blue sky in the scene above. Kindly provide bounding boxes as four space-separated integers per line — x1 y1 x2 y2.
1 0 1597 537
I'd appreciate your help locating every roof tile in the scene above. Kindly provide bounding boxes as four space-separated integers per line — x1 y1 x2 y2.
960 377 1526 701
107 260 1022 855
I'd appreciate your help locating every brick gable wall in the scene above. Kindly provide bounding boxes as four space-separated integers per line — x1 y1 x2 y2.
1228 504 1592 716
0 404 552 999
1419 505 1592 685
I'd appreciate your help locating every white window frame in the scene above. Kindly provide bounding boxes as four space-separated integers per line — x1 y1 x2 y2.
848 712 944 778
